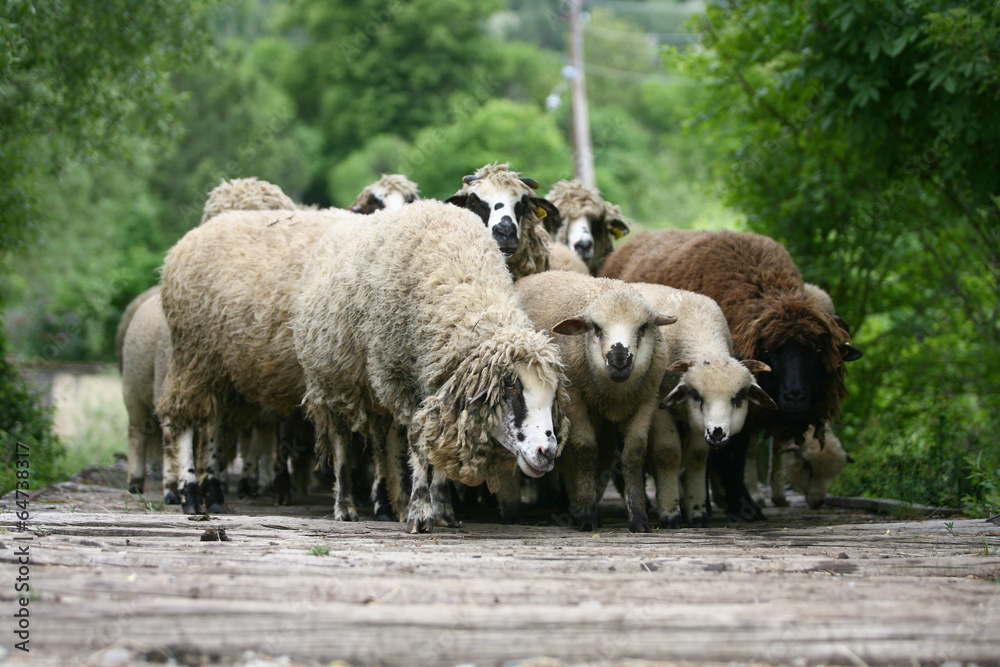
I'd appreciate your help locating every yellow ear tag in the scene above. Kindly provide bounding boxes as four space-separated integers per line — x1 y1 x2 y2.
611 226 626 240
535 206 547 219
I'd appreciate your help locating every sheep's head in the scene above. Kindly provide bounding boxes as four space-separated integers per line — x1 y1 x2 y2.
350 174 419 214
735 295 853 435
553 289 675 384
782 426 851 509
662 358 776 448
446 163 560 257
545 180 629 270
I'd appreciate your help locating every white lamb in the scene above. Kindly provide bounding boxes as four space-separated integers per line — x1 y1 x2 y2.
630 283 776 528
515 270 675 533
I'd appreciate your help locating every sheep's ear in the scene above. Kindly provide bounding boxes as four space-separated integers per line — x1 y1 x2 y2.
655 313 678 327
660 382 688 408
833 314 852 336
748 383 778 410
531 198 561 231
609 217 630 240
839 342 863 362
445 194 469 208
740 359 771 374
462 174 479 185
665 359 696 374
519 176 540 190
552 317 589 336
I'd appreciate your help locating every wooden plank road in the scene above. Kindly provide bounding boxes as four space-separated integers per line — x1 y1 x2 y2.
1 478 999 666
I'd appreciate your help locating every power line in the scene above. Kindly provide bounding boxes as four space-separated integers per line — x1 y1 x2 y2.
584 24 697 44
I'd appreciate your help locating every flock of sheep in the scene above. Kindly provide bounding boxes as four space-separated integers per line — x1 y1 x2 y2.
118 163 863 533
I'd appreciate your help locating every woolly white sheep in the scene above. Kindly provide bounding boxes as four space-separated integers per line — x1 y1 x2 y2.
445 162 560 280
349 174 419 213
544 180 629 275
156 207 364 514
292 200 570 533
628 283 776 527
200 176 298 225
515 270 675 533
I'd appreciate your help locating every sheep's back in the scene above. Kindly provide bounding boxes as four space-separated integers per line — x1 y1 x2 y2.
161 210 354 418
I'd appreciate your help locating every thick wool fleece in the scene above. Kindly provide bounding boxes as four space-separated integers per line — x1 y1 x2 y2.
548 242 591 274
115 285 161 373
292 199 569 486
545 180 627 274
200 177 298 225
157 208 361 429
601 228 850 437
349 174 419 213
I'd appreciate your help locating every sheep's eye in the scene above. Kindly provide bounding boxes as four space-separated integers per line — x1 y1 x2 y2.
690 389 703 404
638 323 648 338
732 388 748 407
592 324 602 337
504 377 521 395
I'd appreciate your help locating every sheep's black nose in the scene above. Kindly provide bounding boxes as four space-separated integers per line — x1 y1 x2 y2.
574 237 594 258
707 427 727 445
606 343 633 382
492 219 518 254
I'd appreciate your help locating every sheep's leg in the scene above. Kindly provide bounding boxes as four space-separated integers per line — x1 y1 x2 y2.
744 435 765 507
681 429 711 528
486 465 521 524
200 416 227 513
566 418 599 532
621 418 653 534
405 445 435 533
160 432 177 503
709 430 765 522
368 419 397 521
769 437 790 506
328 430 358 521
237 426 259 498
273 419 293 505
648 410 682 529
126 405 152 495
430 468 459 527
167 426 201 514
384 422 409 521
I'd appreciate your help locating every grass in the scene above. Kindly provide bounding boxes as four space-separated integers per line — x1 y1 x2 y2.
309 545 331 556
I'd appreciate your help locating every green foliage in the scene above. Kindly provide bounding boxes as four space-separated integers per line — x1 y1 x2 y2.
0 335 65 494
677 0 1000 507
963 453 1000 518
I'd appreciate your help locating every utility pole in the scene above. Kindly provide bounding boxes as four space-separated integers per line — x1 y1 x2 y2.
568 0 595 187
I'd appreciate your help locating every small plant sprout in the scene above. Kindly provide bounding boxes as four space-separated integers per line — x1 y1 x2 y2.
309 545 330 556
944 521 957 537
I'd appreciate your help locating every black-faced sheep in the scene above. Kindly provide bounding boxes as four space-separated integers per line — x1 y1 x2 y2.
445 162 560 280
156 208 363 514
292 200 570 533
629 283 776 528
514 270 675 533
544 180 629 275
601 229 857 521
349 173 419 213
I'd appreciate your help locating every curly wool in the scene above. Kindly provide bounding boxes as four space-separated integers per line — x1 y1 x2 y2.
349 174 419 213
292 199 568 486
601 228 850 437
115 285 161 373
200 177 298 224
454 162 552 280
545 180 626 274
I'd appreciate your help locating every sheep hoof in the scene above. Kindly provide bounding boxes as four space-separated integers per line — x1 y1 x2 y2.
772 496 789 508
576 506 598 532
374 509 398 522
201 477 225 514
180 482 203 515
406 516 435 534
237 477 259 499
629 513 652 533
273 470 292 505
688 513 710 528
659 514 682 530
163 483 181 505
128 479 144 495
335 507 359 522
436 510 460 528
727 496 766 522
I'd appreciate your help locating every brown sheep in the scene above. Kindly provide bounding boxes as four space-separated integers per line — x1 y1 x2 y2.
601 229 858 521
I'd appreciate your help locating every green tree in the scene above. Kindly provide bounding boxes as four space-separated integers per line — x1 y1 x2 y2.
676 0 1000 506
